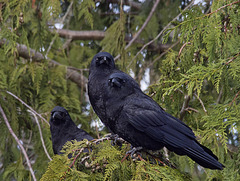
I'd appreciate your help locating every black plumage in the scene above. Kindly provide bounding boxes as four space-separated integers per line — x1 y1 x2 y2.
50 106 93 155
88 52 224 170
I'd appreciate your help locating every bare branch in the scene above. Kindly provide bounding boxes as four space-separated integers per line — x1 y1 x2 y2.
194 93 207 113
229 90 240 106
106 0 141 10
131 1 195 63
6 91 50 126
45 1 73 57
115 0 161 60
180 95 191 120
28 110 52 161
54 29 170 52
0 104 37 181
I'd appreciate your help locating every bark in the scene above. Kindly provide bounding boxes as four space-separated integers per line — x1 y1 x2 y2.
0 39 88 90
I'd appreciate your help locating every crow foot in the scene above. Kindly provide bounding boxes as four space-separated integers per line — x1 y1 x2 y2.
121 146 145 162
126 146 143 158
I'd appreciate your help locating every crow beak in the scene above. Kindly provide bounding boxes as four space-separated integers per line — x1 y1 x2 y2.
110 78 122 88
52 111 63 120
100 56 108 64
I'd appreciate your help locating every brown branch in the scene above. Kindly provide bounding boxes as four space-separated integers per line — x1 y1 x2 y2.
178 42 191 58
0 104 37 181
115 0 161 60
54 29 170 52
207 1 240 16
225 52 240 65
28 110 52 161
69 148 84 168
229 90 240 106
0 39 88 90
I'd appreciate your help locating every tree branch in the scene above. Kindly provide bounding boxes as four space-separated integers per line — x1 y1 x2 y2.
28 110 52 161
45 1 73 57
0 39 88 90
0 104 37 181
131 0 195 64
115 0 161 60
179 95 191 120
6 91 50 126
106 0 141 10
54 29 171 52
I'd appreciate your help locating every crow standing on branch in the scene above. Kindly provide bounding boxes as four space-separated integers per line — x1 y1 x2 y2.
50 106 93 154
88 52 224 170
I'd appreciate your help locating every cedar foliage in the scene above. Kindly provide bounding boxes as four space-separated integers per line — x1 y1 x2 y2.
0 0 239 180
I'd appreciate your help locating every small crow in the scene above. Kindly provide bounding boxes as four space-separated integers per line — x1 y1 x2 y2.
88 52 224 170
50 106 93 155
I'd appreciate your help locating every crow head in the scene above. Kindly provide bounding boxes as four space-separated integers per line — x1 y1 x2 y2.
90 52 115 74
108 73 141 97
50 106 71 126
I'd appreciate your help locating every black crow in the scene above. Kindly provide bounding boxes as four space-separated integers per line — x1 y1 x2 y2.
50 106 93 155
88 52 224 170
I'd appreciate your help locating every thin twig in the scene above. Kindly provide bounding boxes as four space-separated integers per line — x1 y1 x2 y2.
28 110 52 161
194 93 207 113
45 1 74 57
178 42 191 58
184 107 199 113
229 90 240 106
0 104 37 181
225 52 240 65
6 91 49 126
129 0 195 65
69 148 84 168
114 0 161 60
207 1 240 16
179 94 191 120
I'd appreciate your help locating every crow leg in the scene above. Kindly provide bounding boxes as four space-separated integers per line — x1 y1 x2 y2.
126 146 143 158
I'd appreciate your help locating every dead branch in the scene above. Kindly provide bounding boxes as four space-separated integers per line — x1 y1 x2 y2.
115 0 161 60
28 110 52 161
179 94 191 120
0 104 37 181
6 91 50 126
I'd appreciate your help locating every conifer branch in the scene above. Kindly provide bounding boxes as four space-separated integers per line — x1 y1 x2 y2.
28 110 52 161
6 91 50 126
0 104 37 181
115 0 161 60
45 1 73 57
0 39 88 90
130 0 195 65
207 1 240 16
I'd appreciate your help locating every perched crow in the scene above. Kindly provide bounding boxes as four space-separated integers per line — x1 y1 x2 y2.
88 52 224 170
50 106 93 155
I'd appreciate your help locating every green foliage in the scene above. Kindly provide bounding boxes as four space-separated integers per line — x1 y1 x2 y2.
41 139 190 181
